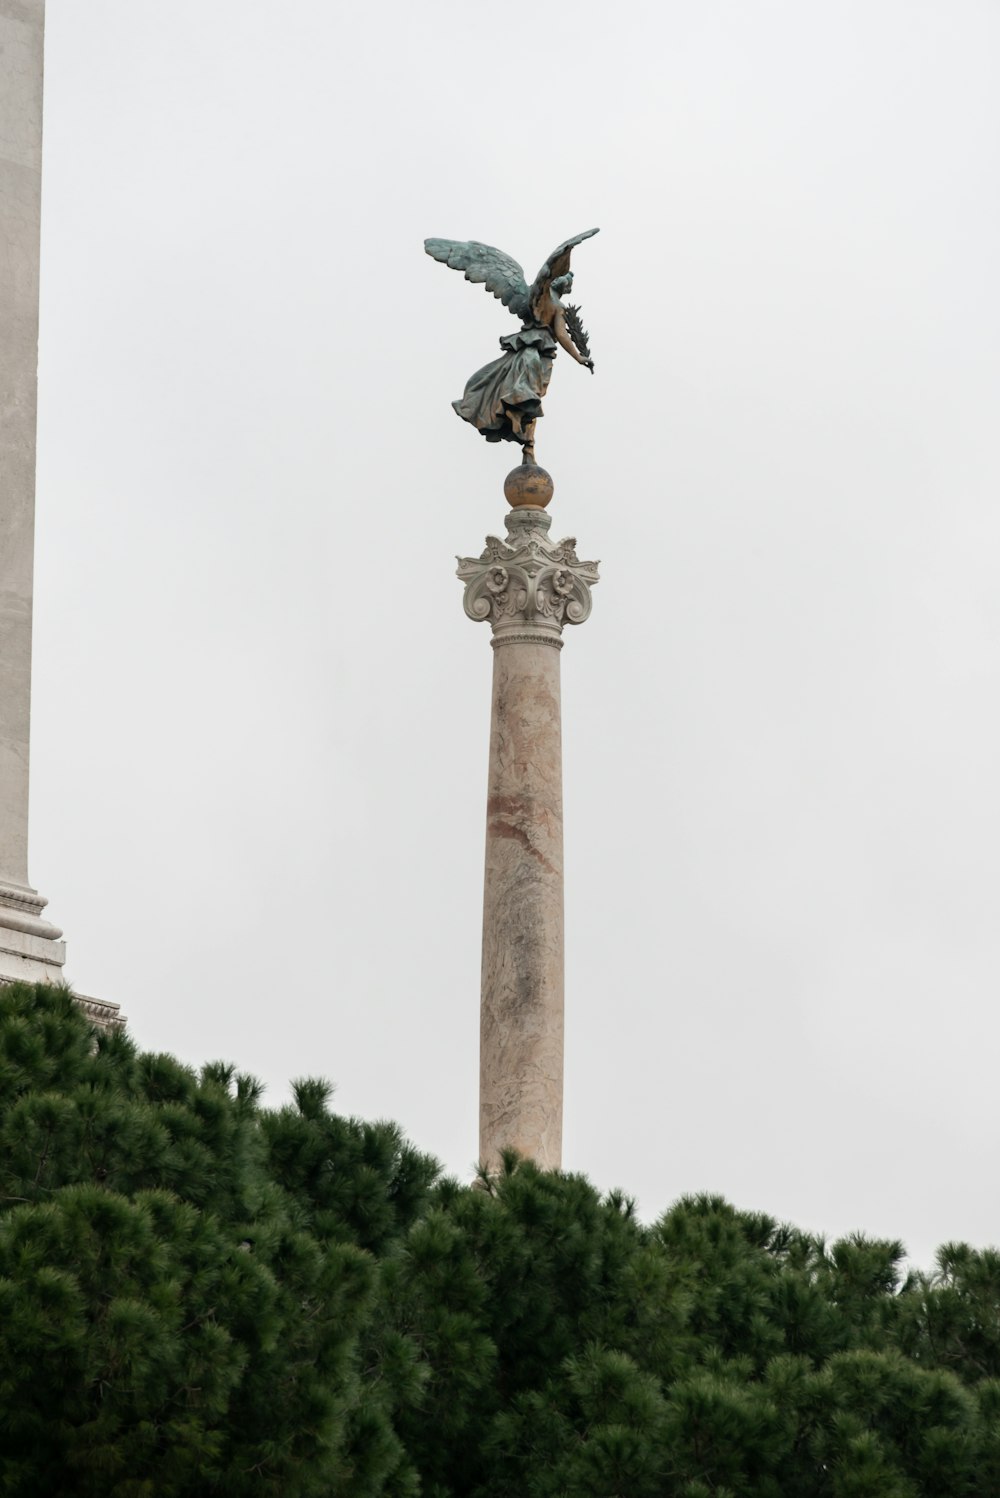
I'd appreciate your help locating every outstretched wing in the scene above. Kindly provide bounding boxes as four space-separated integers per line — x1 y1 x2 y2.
528 227 600 311
424 238 531 319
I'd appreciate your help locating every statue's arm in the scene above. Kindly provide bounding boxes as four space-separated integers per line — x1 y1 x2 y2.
553 307 594 370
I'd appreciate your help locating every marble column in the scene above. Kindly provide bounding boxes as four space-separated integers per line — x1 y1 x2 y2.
458 478 598 1171
0 0 68 984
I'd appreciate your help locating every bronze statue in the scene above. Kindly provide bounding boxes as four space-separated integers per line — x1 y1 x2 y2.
425 229 599 466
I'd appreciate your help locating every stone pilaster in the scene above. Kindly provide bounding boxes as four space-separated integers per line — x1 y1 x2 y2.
0 0 66 984
0 2 121 1030
458 505 598 1172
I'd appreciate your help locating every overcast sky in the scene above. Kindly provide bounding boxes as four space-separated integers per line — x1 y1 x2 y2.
29 0 1000 1267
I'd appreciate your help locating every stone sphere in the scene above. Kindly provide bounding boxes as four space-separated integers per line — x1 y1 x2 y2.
504 462 554 509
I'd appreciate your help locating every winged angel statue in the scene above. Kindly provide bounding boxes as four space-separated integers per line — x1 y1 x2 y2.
425 228 599 465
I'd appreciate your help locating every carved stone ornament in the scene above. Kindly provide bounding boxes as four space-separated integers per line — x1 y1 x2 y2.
457 508 599 647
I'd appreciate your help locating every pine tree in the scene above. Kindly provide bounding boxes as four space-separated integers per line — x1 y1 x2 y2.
0 983 433 1497
3 982 1000 1497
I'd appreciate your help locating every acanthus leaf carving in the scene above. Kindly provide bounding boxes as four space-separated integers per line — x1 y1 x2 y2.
457 509 599 636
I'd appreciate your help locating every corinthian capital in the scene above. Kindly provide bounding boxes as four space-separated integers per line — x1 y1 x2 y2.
457 509 599 647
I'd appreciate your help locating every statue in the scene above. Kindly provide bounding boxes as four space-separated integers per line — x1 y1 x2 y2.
425 229 599 468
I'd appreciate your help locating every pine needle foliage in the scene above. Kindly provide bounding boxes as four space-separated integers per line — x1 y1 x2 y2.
2 983 1000 1496
0 984 434 1496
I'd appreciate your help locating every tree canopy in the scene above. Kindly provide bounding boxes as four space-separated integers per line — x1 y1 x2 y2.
1 981 998 1497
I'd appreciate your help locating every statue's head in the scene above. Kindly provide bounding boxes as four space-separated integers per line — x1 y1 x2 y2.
551 272 574 298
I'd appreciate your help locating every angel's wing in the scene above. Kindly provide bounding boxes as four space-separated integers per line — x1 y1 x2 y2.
528 227 600 311
424 238 531 319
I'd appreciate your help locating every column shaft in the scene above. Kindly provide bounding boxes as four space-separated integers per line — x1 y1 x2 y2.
0 0 45 893
480 636 564 1171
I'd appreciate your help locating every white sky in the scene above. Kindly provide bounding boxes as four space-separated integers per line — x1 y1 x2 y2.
29 0 1000 1267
